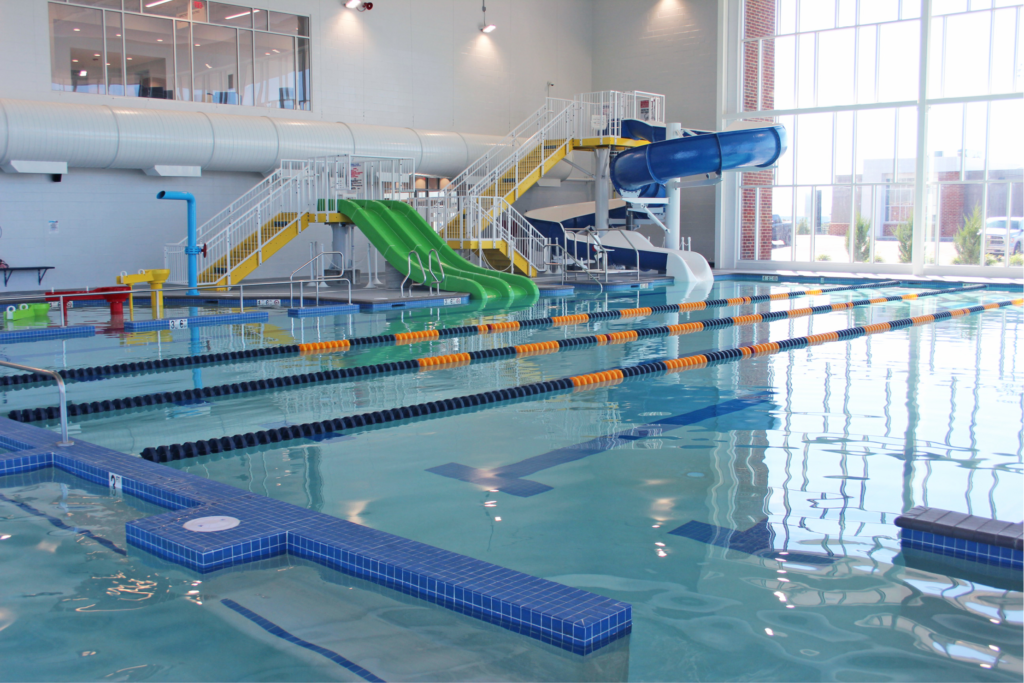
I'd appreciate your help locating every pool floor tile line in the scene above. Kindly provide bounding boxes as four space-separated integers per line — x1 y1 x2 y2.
668 518 835 565
0 489 127 556
220 599 387 683
427 395 771 497
0 419 632 654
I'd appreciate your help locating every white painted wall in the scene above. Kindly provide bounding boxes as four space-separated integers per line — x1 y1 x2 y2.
0 0 593 137
0 0 594 290
591 0 719 263
0 0 727 288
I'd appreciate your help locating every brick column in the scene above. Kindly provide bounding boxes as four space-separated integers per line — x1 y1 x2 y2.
739 0 776 261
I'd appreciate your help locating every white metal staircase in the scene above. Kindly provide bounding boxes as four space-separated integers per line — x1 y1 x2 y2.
164 156 413 286
426 91 666 276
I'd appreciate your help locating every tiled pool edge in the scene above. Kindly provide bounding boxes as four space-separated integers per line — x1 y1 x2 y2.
0 419 631 655
895 506 1023 570
124 312 269 331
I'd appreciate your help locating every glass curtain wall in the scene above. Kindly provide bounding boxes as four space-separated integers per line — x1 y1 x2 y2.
48 0 311 110
733 0 1023 272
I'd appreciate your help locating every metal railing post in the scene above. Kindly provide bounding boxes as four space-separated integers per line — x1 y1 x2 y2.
0 360 72 446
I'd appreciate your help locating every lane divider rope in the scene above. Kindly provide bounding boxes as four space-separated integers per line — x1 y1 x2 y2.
0 280 905 389
9 285 972 424
137 298 1021 463
297 280 907 354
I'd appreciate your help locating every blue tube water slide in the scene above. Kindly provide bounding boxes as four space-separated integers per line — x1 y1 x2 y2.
611 124 787 193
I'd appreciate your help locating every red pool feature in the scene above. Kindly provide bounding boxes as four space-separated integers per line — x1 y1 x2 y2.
45 286 132 321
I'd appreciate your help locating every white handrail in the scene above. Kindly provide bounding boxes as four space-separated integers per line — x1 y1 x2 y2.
165 155 415 285
0 360 72 446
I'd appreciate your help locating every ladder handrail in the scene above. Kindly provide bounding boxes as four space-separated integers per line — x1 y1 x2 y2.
546 240 603 293
289 251 350 307
0 360 72 446
426 249 445 291
400 250 430 298
610 229 642 282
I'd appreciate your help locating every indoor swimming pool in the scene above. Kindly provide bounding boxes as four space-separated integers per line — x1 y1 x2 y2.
0 278 1021 682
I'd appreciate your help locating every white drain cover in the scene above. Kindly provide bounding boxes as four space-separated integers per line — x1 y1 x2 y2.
184 516 240 532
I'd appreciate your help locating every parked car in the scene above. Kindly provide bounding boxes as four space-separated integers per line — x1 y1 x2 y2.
985 217 1023 256
772 214 792 246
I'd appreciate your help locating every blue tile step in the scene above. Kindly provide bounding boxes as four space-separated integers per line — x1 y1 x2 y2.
356 295 469 311
573 278 674 292
0 325 96 344
895 506 1023 570
288 304 360 318
124 312 269 331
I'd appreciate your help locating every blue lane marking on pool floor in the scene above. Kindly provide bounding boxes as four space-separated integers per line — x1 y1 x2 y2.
221 599 386 682
426 394 773 497
0 489 128 556
668 518 835 565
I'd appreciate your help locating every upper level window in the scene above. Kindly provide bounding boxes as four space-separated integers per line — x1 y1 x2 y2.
48 0 311 110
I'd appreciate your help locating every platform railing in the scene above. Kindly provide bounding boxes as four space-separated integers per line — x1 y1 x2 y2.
464 196 549 274
289 251 351 307
165 155 415 286
0 360 72 446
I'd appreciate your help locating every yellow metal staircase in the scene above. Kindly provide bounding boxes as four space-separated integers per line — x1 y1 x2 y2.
198 212 309 286
443 134 572 276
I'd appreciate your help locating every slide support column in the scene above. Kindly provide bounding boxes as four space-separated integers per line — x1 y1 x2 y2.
666 123 683 251
595 147 610 232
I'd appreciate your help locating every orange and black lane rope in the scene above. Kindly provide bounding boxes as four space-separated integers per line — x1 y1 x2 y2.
134 297 1021 463
8 284 990 425
298 279 914 354
0 280 912 389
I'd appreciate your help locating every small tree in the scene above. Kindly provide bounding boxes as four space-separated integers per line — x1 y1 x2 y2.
952 205 983 265
847 212 871 262
895 211 913 264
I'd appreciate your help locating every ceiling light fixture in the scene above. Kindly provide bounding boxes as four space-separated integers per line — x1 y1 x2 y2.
479 0 495 33
224 10 252 20
79 70 87 77
145 0 172 7
345 1 373 10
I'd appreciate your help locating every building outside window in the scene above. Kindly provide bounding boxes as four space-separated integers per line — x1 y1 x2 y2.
725 0 1022 274
48 0 311 110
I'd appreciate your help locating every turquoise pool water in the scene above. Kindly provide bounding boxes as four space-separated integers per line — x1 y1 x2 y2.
1 280 1021 681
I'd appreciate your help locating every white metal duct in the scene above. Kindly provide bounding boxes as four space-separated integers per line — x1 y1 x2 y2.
0 98 502 177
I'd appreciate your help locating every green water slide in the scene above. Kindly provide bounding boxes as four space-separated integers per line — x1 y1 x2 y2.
335 199 539 306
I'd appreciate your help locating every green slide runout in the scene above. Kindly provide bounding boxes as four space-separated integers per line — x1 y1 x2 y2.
382 200 540 305
335 199 538 306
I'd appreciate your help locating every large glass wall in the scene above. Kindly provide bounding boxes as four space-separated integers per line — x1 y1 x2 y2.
48 0 311 110
733 0 1023 272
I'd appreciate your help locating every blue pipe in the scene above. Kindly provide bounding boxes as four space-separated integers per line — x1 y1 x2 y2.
611 124 787 193
157 191 199 295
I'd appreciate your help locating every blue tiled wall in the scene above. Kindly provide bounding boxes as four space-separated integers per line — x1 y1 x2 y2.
900 528 1023 570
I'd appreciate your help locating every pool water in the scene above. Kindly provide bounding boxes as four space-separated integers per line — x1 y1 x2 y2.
1 280 1021 681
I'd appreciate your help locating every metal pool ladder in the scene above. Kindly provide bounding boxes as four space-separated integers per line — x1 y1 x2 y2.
400 250 444 297
0 360 72 446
